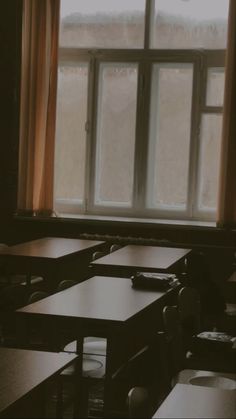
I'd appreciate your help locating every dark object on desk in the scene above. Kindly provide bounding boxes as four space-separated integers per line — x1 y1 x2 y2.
191 331 236 354
162 305 236 386
177 286 236 372
131 272 179 291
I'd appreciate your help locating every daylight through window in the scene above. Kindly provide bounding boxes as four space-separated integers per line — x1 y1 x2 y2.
54 0 229 221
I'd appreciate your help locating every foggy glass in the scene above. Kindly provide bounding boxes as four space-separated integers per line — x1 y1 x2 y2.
59 0 145 49
147 64 193 209
206 68 225 107
95 64 137 206
198 114 222 209
54 65 88 203
151 0 229 49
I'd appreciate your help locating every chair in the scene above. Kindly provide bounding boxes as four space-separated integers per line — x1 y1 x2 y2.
162 305 236 389
178 287 236 372
127 387 150 418
184 252 227 330
26 290 53 351
0 284 28 347
57 279 77 292
28 290 49 304
110 244 122 253
109 345 154 418
91 251 107 261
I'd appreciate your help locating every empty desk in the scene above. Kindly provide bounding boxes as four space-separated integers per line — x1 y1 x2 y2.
16 275 179 416
0 237 105 289
153 383 236 418
91 244 191 277
0 347 77 418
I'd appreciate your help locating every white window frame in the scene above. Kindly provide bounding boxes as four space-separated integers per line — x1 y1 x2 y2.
54 2 226 222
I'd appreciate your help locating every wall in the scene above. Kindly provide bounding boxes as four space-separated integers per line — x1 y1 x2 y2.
0 1 22 241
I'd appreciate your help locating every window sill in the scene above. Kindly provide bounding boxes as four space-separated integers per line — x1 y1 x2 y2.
53 212 217 229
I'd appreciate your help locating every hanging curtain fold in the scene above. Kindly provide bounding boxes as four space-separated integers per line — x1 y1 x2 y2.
217 0 236 227
17 0 60 216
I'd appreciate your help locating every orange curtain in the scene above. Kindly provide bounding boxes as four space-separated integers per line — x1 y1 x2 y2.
217 0 236 227
17 0 60 215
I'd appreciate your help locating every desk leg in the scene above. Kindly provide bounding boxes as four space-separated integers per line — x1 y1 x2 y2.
103 336 120 418
73 337 87 418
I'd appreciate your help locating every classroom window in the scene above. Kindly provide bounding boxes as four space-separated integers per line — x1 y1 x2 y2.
54 0 229 221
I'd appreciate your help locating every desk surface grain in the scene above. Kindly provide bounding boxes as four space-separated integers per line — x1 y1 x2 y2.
0 347 77 415
153 383 236 418
17 276 169 324
0 237 104 259
91 245 191 271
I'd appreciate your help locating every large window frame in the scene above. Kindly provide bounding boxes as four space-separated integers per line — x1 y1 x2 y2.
54 1 226 222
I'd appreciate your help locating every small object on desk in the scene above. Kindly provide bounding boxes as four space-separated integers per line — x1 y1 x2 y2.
191 331 236 353
131 272 180 291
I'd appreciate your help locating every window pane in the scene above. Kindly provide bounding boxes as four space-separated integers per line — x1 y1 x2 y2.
206 68 225 107
147 64 193 209
60 0 145 49
198 114 222 210
151 0 229 49
54 64 88 203
95 63 137 206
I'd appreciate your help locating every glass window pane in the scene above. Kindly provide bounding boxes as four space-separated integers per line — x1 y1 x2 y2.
206 68 225 107
95 63 138 206
54 64 88 203
198 114 222 210
151 0 229 49
60 0 145 49
147 64 193 210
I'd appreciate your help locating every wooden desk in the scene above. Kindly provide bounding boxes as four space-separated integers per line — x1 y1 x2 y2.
16 276 178 416
0 237 104 289
153 383 236 418
0 347 77 418
91 245 191 277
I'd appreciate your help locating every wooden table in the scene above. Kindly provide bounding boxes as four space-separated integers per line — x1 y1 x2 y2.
16 275 178 417
0 347 77 418
91 245 191 277
0 237 104 289
153 383 236 418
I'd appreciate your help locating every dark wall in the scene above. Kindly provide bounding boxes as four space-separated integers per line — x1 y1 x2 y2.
0 1 22 241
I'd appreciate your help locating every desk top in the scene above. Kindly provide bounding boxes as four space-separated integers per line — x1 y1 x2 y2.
153 383 236 418
17 276 169 325
91 245 191 271
0 237 104 260
0 347 77 415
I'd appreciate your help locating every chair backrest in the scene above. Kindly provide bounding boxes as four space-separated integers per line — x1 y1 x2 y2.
91 251 106 261
162 305 186 376
28 291 49 304
57 280 77 292
127 387 150 418
110 244 122 253
178 286 201 337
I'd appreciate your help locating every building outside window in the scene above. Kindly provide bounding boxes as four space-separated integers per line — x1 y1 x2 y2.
54 0 229 222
